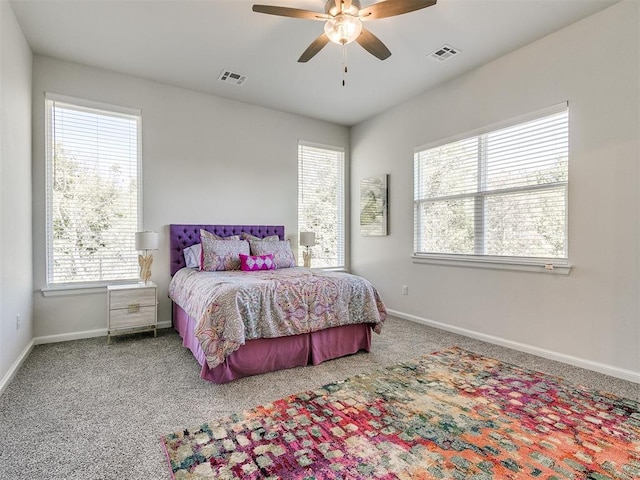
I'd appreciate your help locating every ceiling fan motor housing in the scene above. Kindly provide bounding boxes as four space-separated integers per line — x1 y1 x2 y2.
326 0 361 16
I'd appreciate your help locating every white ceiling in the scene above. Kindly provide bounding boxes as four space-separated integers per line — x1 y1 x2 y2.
10 0 618 126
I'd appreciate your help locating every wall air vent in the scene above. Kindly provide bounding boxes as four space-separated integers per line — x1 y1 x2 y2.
429 45 460 62
218 70 247 86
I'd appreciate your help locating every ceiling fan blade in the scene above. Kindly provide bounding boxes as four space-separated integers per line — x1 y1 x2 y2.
298 33 331 62
359 0 436 21
343 0 353 10
356 28 391 60
252 5 328 20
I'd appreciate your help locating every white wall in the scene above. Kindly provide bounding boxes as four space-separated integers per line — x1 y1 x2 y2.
350 1 639 378
31 56 349 338
0 0 33 382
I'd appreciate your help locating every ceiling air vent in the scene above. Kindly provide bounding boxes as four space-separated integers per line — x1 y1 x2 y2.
218 70 247 86
429 45 460 62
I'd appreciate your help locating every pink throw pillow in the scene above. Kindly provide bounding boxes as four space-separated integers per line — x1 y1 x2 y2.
239 253 275 271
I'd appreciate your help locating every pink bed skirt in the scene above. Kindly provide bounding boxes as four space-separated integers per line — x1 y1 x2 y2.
173 303 372 383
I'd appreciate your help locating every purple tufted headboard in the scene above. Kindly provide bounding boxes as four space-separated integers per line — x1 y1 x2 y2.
169 224 285 276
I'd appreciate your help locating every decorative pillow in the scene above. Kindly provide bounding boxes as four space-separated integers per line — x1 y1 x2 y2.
200 230 240 242
183 244 202 269
197 231 242 269
239 253 275 271
250 240 296 269
201 238 249 271
240 232 280 242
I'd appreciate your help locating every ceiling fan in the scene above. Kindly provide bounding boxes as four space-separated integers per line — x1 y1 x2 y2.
252 0 437 63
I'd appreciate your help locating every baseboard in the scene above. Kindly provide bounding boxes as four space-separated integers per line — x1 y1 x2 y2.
157 320 171 330
35 328 107 345
34 320 173 345
387 309 640 384
0 339 35 397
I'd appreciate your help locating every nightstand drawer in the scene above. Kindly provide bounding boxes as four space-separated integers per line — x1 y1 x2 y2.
109 305 156 330
109 288 156 310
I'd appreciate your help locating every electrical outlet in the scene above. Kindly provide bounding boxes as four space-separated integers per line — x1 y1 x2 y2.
401 285 408 296
16 314 21 330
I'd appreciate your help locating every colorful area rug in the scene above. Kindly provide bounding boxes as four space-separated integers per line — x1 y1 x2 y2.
160 347 640 479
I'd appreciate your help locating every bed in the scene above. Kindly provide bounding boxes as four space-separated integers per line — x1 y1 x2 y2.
169 224 387 383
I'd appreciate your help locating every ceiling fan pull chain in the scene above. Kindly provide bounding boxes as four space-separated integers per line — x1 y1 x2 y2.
342 44 348 86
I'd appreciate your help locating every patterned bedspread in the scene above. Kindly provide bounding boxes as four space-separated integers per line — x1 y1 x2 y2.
169 267 387 370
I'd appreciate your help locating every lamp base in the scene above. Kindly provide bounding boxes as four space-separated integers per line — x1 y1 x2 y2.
138 253 154 284
303 249 312 268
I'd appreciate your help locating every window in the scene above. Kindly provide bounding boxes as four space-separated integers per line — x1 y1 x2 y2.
45 94 141 285
298 142 346 269
414 103 568 268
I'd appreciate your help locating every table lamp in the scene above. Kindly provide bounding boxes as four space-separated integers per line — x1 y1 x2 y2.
299 231 316 268
135 231 159 284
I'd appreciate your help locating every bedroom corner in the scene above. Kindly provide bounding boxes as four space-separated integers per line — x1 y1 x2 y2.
0 0 34 394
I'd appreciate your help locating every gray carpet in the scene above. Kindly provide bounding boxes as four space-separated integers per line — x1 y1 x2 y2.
0 316 637 479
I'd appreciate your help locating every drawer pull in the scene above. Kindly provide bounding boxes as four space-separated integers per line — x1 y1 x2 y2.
128 303 140 313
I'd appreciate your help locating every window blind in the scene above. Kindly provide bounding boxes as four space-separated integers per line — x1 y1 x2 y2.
414 104 568 264
45 95 142 284
298 142 345 269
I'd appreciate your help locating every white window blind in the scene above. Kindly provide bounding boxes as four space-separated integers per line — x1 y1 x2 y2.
414 104 568 265
45 95 142 285
298 142 345 269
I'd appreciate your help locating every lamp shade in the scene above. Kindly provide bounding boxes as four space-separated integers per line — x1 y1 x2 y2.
299 231 316 247
135 231 159 251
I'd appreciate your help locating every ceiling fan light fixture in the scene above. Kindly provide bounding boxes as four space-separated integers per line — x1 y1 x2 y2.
253 0 437 62
324 14 362 45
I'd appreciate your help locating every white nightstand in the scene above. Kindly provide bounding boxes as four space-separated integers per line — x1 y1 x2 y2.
107 283 157 343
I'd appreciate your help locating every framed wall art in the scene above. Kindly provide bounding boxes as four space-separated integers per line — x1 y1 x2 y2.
360 174 388 236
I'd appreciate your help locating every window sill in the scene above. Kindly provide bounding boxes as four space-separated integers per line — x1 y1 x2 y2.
411 255 571 275
41 280 140 297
